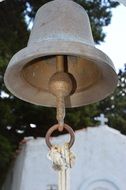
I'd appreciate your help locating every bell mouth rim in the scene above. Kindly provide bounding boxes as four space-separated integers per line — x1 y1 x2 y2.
4 40 118 108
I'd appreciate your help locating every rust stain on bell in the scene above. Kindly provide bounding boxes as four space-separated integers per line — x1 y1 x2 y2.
4 0 118 107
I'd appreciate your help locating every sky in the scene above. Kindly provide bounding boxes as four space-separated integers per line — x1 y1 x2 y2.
96 3 126 72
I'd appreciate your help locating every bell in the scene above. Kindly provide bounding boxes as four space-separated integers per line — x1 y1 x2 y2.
4 0 118 108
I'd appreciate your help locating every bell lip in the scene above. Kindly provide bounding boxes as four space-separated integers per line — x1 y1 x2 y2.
4 40 118 108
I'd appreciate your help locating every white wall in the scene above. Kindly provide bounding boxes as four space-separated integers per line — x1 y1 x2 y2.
2 125 126 190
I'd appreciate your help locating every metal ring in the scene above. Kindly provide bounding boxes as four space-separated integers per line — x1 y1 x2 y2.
45 124 75 149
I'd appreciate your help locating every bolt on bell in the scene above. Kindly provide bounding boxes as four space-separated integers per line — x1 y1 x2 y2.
4 0 118 108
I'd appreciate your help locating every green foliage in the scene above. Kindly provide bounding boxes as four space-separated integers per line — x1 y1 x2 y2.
66 103 99 129
97 65 126 134
0 135 13 169
75 0 119 43
0 135 14 186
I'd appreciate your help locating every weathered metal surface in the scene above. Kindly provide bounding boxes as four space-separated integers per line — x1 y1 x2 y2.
45 124 75 149
4 0 118 107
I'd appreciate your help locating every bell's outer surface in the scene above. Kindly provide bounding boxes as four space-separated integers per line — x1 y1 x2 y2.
4 0 118 108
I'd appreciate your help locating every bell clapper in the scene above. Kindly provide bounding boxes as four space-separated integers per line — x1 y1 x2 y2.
49 55 73 131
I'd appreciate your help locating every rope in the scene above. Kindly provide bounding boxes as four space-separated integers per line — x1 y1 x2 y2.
48 143 75 190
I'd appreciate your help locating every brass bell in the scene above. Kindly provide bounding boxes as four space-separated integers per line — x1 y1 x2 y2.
4 0 118 108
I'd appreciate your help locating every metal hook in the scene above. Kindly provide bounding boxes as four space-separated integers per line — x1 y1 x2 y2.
45 124 75 149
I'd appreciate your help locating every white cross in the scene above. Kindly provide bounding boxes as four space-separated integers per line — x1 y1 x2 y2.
95 113 108 126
